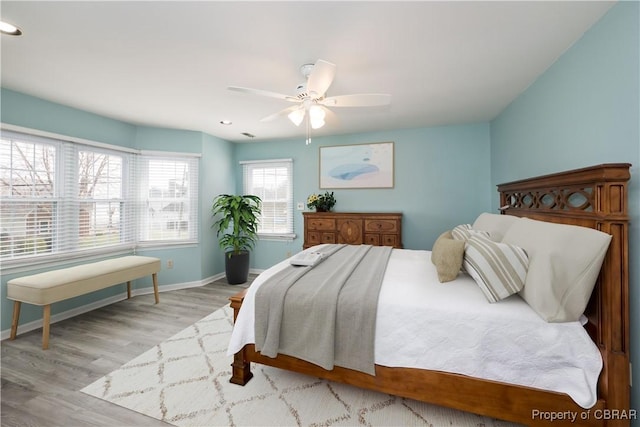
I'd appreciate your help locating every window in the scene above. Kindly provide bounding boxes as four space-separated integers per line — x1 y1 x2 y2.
0 130 199 268
77 149 132 250
1 136 58 258
242 159 294 239
138 154 199 244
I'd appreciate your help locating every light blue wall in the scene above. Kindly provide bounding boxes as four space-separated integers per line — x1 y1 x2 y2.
134 125 203 153
233 124 492 269
490 1 639 413
201 132 236 278
0 88 137 147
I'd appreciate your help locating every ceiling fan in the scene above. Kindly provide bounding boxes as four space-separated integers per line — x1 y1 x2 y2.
228 59 391 144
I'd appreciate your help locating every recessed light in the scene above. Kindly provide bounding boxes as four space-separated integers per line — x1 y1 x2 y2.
220 120 232 125
0 21 22 36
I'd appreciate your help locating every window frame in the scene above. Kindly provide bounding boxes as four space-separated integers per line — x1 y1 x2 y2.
241 158 295 241
137 152 200 246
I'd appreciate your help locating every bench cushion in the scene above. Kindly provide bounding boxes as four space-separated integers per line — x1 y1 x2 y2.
7 256 161 305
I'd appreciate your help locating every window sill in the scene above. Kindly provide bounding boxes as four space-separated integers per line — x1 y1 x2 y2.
258 233 297 242
136 240 198 250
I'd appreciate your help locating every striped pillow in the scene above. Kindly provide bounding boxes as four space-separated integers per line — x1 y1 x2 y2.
463 235 529 303
451 224 490 241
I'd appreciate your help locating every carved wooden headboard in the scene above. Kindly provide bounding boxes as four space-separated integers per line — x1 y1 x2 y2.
497 163 631 414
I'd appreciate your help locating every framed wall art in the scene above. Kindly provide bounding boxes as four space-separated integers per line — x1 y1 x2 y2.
319 142 394 189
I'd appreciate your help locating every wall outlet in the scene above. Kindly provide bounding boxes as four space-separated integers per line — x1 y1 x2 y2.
166 259 174 269
297 202 304 211
286 251 291 258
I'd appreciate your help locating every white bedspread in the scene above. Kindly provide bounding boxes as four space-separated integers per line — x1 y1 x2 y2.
227 246 602 409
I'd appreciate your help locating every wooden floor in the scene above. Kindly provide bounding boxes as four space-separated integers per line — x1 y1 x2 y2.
1 276 254 427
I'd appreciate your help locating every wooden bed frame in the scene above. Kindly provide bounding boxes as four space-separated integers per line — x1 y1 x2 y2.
229 163 632 427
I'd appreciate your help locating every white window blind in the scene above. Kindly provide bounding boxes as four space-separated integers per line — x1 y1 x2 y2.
74 145 136 252
137 154 199 244
0 131 136 264
242 159 294 238
0 130 199 268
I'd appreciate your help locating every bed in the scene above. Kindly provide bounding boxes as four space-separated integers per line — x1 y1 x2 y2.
227 163 632 427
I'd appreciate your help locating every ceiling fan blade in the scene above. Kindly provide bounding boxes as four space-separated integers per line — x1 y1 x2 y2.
260 105 302 123
322 93 391 107
228 86 298 102
306 60 336 97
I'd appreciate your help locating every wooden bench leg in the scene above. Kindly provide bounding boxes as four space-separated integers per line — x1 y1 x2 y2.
42 304 51 350
10 301 21 340
152 273 159 304
127 281 132 299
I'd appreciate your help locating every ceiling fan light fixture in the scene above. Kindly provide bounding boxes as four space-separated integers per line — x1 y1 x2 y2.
310 118 325 129
288 108 305 127
309 104 325 119
309 105 326 129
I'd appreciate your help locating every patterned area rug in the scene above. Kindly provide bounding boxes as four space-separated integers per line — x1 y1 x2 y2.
81 306 520 427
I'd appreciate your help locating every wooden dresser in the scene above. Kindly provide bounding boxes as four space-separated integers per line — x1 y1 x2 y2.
302 212 402 249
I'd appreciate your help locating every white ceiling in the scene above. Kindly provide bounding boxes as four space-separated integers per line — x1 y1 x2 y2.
1 1 615 143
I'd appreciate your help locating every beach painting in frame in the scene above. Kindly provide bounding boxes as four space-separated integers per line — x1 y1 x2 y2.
320 142 394 189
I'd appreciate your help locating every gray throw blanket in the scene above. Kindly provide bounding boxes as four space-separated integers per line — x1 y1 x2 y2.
254 244 393 375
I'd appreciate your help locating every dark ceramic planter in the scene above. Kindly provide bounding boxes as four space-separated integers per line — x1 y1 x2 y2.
225 250 250 284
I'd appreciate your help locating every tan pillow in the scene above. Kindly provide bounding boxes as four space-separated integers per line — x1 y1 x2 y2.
431 231 465 282
472 213 520 242
502 217 612 322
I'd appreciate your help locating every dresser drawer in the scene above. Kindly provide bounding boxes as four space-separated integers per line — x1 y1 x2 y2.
307 232 322 245
382 234 399 247
321 232 336 244
364 219 398 233
364 234 380 245
307 231 336 245
307 218 336 231
366 233 398 247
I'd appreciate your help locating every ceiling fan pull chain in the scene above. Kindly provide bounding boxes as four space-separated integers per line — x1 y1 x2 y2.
305 114 312 145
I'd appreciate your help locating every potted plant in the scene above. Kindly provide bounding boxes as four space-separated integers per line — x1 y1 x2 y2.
306 191 336 212
211 194 262 284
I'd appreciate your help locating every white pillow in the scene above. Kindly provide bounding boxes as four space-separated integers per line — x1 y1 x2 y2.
472 213 520 242
501 217 612 322
463 235 529 303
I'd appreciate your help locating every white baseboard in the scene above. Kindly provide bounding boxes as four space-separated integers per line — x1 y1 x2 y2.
0 272 229 341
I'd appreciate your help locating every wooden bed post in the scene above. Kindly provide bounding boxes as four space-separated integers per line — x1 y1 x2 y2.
229 289 253 385
594 177 630 422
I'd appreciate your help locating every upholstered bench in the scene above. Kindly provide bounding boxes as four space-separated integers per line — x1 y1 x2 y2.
7 255 161 349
